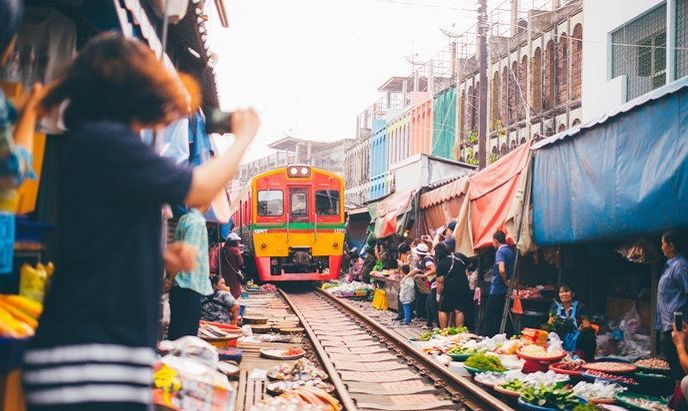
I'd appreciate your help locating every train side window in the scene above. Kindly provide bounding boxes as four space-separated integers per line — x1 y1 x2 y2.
257 190 283 216
316 190 339 216
290 190 308 218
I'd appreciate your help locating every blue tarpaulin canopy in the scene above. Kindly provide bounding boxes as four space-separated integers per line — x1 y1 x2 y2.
532 77 688 245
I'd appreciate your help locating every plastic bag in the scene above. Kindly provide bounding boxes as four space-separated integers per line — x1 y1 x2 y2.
619 304 645 337
160 336 219 368
547 332 564 353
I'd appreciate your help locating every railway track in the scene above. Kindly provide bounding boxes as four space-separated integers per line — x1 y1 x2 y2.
279 287 514 411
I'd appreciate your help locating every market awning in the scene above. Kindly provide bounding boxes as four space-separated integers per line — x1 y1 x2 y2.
420 177 469 209
455 141 531 254
369 189 417 238
532 77 688 245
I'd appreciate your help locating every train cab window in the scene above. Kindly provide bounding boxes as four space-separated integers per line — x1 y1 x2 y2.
316 190 340 216
258 190 283 216
290 190 308 218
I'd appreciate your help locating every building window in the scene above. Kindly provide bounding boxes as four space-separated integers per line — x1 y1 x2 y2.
678 0 688 78
501 67 509 125
571 25 583 100
258 190 284 216
519 55 528 120
611 4 667 100
557 32 569 106
544 40 556 111
491 71 500 130
316 190 339 216
532 47 543 112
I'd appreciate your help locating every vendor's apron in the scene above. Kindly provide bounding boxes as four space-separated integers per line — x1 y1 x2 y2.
555 301 580 352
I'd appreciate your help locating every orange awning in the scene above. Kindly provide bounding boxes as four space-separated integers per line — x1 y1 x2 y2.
420 177 469 209
370 189 417 238
467 141 531 250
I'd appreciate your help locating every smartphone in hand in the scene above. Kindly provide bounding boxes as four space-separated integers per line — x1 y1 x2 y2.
675 311 684 331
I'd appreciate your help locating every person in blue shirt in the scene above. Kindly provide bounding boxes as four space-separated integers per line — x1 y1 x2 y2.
483 230 516 336
656 230 688 380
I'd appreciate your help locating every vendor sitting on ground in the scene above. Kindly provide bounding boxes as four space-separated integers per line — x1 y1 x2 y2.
201 275 241 326
548 284 597 361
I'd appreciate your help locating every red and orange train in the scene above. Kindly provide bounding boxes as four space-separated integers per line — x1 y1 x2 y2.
229 165 345 282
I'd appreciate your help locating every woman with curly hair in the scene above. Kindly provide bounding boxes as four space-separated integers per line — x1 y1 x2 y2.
22 33 259 411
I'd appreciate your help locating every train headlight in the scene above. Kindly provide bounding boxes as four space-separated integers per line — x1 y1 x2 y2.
300 167 308 175
289 167 297 176
333 242 339 248
260 243 267 249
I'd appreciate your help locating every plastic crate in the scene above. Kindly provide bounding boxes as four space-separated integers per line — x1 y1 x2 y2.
0 212 15 274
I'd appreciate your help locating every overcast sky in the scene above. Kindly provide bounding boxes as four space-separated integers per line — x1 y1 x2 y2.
208 0 480 162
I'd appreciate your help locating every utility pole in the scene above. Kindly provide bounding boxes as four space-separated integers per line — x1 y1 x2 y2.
478 0 488 169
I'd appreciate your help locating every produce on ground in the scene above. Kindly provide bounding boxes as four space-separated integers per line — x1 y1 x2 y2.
634 358 670 370
572 405 603 411
519 344 565 359
249 396 329 411
0 294 43 338
440 326 468 336
519 384 579 410
465 353 507 372
283 347 305 356
447 345 478 356
267 379 334 394
584 370 638 386
582 362 636 374
279 387 342 410
551 359 586 371
571 381 626 401
267 359 329 381
620 396 670 411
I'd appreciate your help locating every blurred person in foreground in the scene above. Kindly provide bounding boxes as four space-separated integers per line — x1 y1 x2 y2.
23 33 259 411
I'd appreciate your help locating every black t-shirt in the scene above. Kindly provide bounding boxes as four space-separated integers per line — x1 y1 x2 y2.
436 253 471 299
32 121 193 350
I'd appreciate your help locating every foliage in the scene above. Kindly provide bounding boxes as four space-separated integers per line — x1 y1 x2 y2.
541 316 576 340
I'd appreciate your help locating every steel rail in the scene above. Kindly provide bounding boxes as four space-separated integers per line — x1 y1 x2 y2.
314 287 515 411
278 288 359 411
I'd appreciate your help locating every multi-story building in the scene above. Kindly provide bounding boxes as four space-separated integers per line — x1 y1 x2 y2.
582 0 688 121
458 0 583 163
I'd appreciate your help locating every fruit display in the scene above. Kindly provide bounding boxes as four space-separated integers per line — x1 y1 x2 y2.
582 362 637 374
465 353 507 373
583 370 639 386
571 381 626 403
0 294 43 338
519 384 580 410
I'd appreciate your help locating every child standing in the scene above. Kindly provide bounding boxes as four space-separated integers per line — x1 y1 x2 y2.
399 265 416 325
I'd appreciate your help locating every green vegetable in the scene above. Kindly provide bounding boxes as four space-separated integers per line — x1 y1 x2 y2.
447 345 477 355
499 379 528 392
520 384 579 410
441 326 469 336
572 405 601 411
541 316 576 340
464 354 506 372
418 331 434 341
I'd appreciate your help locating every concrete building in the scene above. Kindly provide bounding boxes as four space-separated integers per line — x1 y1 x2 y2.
582 0 688 121
458 0 584 163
